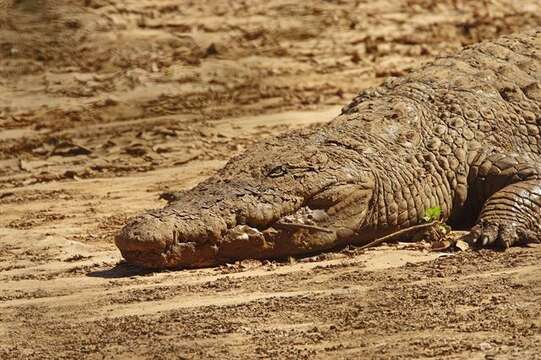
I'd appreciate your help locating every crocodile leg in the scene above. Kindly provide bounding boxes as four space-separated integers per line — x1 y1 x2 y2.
466 153 541 248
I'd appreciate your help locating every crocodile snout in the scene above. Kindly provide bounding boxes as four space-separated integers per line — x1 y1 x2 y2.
116 181 374 269
115 207 229 268
115 208 334 269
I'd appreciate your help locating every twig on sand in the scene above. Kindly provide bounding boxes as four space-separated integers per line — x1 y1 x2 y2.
357 221 437 251
275 221 335 233
275 220 438 247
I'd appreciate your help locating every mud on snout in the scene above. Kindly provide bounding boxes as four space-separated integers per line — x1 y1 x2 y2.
115 182 374 269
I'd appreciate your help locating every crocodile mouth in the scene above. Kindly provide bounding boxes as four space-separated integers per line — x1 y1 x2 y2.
116 207 334 269
115 182 373 269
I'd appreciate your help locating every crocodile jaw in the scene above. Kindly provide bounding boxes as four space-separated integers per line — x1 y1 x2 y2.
115 184 374 269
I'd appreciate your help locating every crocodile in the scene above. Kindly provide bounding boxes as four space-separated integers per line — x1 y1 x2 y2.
116 28 541 269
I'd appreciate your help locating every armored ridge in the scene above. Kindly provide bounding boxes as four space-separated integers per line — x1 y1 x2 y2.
116 28 541 269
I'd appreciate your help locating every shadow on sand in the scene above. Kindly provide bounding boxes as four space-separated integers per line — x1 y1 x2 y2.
87 261 157 279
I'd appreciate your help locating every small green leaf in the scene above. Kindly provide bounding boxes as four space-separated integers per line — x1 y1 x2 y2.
423 206 442 222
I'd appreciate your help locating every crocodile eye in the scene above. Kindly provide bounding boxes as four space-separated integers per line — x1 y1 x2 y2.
267 165 288 178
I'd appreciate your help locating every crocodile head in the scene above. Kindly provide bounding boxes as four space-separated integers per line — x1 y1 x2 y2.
115 134 376 269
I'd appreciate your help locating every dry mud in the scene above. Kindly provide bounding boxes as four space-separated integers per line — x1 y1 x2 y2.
1 1 540 359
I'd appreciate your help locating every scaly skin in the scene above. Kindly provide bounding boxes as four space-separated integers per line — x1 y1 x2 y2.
116 28 541 269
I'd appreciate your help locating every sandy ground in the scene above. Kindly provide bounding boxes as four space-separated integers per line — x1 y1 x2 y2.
1 0 540 358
